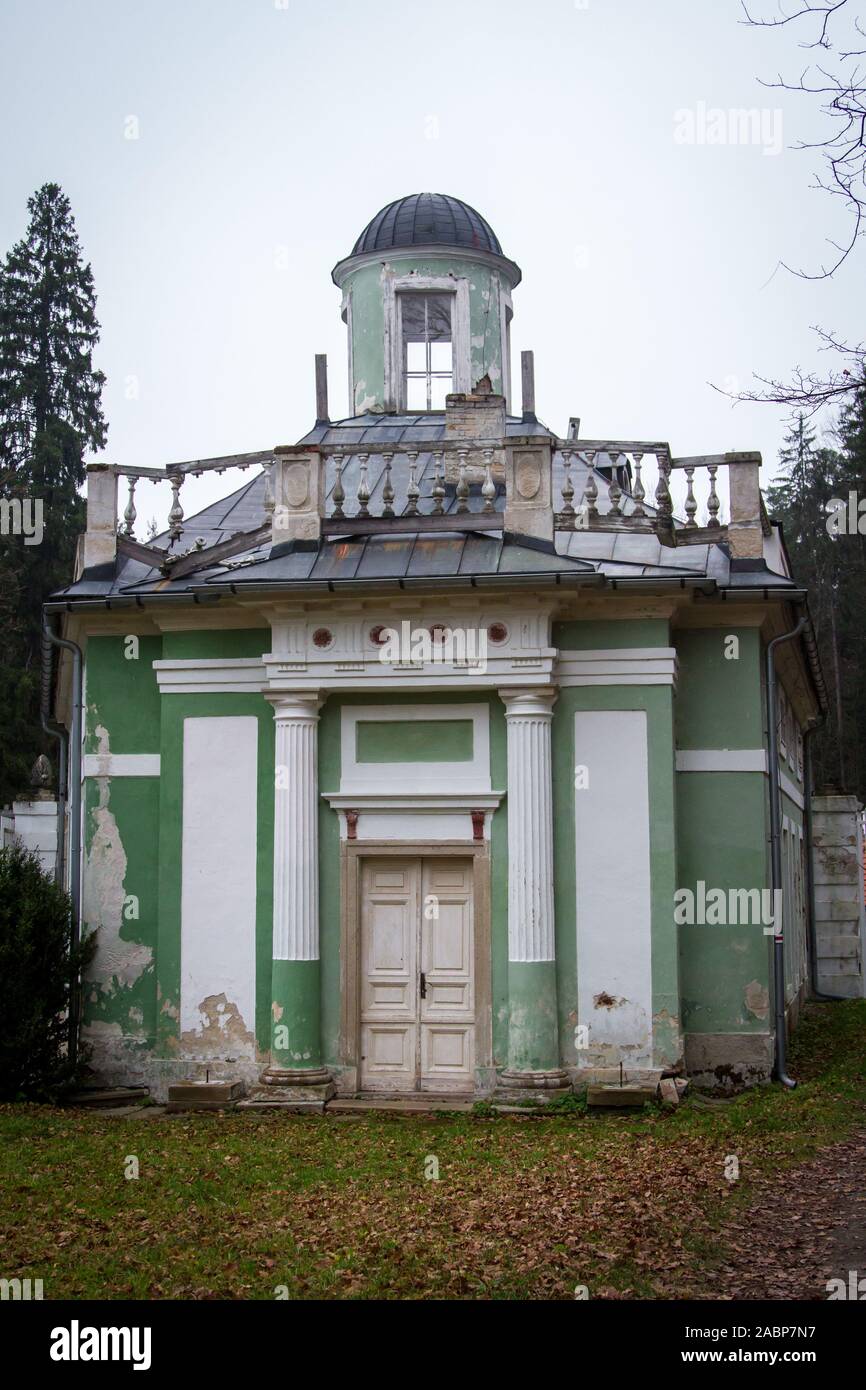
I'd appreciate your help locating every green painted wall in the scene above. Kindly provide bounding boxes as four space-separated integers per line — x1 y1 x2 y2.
82 636 162 1041
674 627 771 1037
675 627 763 749
160 629 269 660
79 610 781 1083
553 619 670 651
355 718 474 763
85 635 162 754
82 776 160 1046
676 773 771 1032
344 253 513 413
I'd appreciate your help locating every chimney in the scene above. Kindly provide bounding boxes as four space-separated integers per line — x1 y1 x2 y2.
445 377 506 442
521 351 537 423
727 452 764 559
83 464 117 571
315 354 329 427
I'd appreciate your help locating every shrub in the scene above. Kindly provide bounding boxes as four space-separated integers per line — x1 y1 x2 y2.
0 841 94 1100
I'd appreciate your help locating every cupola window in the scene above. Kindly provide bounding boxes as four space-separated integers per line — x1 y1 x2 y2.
400 292 453 410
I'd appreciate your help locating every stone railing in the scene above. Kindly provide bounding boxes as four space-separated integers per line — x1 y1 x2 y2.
82 432 766 577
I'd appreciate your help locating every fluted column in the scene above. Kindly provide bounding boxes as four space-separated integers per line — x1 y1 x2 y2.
263 692 331 1088
498 688 569 1091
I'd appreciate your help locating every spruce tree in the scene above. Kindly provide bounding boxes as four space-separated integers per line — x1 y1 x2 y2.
0 184 107 806
766 405 866 797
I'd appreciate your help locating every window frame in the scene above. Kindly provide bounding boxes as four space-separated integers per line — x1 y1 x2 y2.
384 273 471 412
400 292 454 412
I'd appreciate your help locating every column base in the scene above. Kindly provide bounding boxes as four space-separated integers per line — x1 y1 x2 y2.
241 1066 335 1112
492 1068 572 1104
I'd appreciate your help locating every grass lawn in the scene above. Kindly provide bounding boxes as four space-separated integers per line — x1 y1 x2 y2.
2 1001 865 1300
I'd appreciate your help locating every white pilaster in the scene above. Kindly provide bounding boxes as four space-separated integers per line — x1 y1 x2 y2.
500 687 557 962
271 693 322 961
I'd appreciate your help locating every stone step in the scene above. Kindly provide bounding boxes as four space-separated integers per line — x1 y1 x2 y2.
67 1087 150 1108
490 1086 572 1106
166 1080 245 1113
586 1083 658 1109
327 1095 476 1115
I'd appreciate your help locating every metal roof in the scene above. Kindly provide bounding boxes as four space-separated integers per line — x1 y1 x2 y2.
350 193 503 258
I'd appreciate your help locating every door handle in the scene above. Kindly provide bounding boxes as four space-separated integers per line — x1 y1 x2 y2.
420 971 427 999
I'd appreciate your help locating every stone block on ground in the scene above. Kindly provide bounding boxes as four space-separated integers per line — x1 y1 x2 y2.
166 1080 245 1112
586 1083 657 1109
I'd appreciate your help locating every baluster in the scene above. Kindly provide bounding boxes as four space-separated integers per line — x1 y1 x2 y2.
168 470 185 541
431 450 446 516
456 449 469 513
706 463 721 528
560 449 575 526
631 452 646 518
581 452 599 521
607 451 623 518
655 454 673 522
406 450 420 516
356 452 370 518
262 459 275 518
381 451 395 518
123 475 138 536
481 447 496 512
684 464 698 527
331 454 346 519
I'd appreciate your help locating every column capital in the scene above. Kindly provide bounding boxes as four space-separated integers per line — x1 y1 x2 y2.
268 691 324 721
498 686 558 719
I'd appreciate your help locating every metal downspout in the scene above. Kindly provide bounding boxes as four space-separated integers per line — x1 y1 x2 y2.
766 615 807 1088
803 725 848 1002
42 617 84 1071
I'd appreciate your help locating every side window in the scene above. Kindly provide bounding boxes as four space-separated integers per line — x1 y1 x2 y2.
401 293 453 410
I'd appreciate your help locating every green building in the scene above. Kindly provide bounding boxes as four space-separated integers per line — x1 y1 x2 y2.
48 192 826 1106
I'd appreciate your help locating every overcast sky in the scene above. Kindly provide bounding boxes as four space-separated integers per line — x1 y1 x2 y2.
2 0 864 528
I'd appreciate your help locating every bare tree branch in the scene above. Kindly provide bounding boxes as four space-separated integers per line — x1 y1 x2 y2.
716 328 864 412
742 0 866 278
726 4 866 411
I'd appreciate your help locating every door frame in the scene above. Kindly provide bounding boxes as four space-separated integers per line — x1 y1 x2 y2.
340 841 492 1094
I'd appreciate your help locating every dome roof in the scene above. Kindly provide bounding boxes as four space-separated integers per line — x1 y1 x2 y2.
350 192 504 258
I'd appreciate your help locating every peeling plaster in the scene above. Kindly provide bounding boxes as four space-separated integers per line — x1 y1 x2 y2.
82 755 153 994
593 991 623 1010
180 993 255 1056
744 980 770 1019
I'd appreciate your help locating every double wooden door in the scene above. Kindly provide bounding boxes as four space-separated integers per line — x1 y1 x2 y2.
360 858 475 1093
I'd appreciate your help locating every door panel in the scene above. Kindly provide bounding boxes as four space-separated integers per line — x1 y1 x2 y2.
420 861 474 1091
360 861 418 1090
360 857 475 1093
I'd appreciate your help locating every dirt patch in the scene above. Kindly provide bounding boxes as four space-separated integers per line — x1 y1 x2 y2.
704 1132 866 1300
